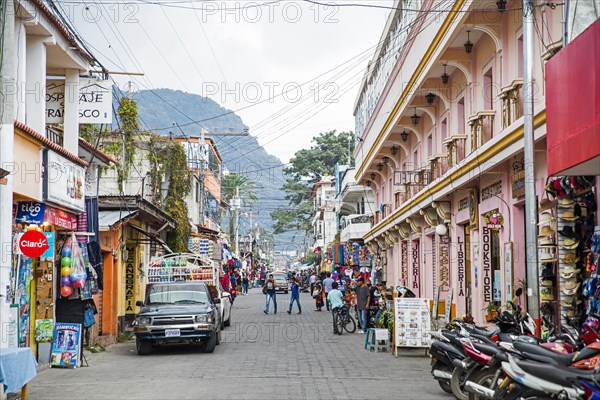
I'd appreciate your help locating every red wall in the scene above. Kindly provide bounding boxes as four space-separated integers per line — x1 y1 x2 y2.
546 18 600 176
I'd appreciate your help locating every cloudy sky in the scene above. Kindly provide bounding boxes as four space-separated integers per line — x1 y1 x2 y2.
65 0 393 162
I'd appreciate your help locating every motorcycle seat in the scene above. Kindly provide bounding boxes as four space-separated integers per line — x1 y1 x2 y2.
473 342 508 362
514 341 576 366
464 324 497 338
514 358 597 388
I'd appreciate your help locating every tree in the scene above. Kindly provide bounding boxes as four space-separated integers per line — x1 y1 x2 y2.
271 130 355 235
221 173 258 242
163 141 191 253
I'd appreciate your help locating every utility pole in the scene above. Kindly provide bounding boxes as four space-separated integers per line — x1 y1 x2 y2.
0 0 15 350
522 0 540 326
199 130 205 227
234 186 240 253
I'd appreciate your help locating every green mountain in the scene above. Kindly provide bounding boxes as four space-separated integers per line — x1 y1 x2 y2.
131 88 299 251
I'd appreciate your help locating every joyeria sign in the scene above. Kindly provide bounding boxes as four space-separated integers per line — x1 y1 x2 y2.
19 230 50 258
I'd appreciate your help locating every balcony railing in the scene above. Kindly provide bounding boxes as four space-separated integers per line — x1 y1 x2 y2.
499 79 523 128
468 111 495 151
443 134 468 168
46 125 63 147
428 153 448 181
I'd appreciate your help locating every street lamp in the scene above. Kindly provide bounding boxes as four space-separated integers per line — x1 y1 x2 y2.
376 163 383 172
425 92 435 104
496 0 507 12
370 172 376 180
401 129 409 142
382 156 390 164
391 145 398 156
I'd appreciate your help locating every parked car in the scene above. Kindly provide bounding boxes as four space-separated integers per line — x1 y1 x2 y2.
207 283 231 329
272 272 289 294
133 281 221 355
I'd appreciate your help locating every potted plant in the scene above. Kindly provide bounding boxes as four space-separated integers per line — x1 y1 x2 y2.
483 302 501 322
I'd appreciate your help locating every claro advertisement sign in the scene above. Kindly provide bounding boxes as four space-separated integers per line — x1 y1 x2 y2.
43 150 85 212
46 79 113 124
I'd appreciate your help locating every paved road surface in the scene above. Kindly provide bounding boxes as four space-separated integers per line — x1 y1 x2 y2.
28 289 449 400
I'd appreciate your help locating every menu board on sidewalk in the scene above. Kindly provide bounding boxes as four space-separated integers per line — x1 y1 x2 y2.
50 323 82 368
394 297 431 354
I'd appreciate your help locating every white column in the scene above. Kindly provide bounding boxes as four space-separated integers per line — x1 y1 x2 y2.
25 35 46 134
0 0 16 353
63 68 79 154
14 21 27 122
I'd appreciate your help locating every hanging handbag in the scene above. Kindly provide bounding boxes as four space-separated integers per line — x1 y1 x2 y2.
83 308 96 327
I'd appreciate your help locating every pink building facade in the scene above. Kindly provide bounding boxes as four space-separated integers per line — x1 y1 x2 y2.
354 0 600 323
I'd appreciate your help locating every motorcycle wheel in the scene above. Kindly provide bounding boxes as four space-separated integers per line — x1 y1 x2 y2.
434 364 453 394
450 367 470 400
467 368 498 400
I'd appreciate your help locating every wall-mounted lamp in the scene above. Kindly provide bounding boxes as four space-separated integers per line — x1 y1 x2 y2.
366 180 372 187
464 30 473 54
391 145 398 155
441 64 449 84
435 224 448 236
382 156 389 164
411 108 420 125
370 172 376 180
496 0 507 12
376 163 384 172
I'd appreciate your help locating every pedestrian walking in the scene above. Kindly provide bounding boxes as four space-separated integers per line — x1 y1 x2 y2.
242 274 249 295
355 278 371 333
312 280 324 311
326 282 344 334
323 273 334 311
263 274 277 314
287 278 302 314
309 271 317 294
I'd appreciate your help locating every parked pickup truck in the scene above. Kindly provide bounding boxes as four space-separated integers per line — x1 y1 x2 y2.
133 281 221 355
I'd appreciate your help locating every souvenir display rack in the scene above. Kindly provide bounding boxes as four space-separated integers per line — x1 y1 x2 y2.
147 253 217 284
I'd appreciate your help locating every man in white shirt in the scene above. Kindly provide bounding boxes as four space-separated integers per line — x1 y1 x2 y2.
323 273 335 311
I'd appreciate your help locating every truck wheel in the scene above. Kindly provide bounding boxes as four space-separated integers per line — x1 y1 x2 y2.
216 329 221 345
136 338 152 355
224 315 231 327
204 332 217 353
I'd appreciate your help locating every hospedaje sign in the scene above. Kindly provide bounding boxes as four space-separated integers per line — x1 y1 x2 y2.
46 79 113 124
43 150 85 212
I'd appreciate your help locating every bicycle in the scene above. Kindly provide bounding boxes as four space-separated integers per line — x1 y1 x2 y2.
333 305 357 335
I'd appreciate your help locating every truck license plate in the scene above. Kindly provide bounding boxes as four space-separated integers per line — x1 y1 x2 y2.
165 329 180 337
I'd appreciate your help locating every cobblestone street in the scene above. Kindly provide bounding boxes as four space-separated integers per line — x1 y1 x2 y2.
28 290 449 400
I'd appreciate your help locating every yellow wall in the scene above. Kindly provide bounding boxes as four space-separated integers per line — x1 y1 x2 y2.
13 133 42 200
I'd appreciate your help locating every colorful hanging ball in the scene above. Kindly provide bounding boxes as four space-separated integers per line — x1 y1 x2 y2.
61 266 71 277
70 272 82 282
61 257 71 267
60 286 73 297
73 278 86 289
62 247 72 257
61 277 72 287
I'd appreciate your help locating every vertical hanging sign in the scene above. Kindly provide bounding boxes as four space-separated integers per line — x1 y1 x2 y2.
401 241 408 286
439 234 450 292
482 228 492 302
456 236 466 297
411 240 420 296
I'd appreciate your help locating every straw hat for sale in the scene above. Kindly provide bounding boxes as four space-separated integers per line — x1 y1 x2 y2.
561 265 581 279
559 211 579 221
539 252 557 262
540 279 554 287
557 198 575 208
560 298 582 308
538 225 555 238
538 237 555 246
540 287 554 301
538 212 555 225
561 252 580 264
561 238 580 250
562 281 581 295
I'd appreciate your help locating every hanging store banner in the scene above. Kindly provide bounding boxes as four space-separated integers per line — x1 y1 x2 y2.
43 150 85 212
456 236 466 297
401 241 408 286
411 240 420 296
44 207 78 230
19 230 50 258
15 201 46 225
46 79 113 124
482 228 492 303
439 234 450 292
483 209 504 230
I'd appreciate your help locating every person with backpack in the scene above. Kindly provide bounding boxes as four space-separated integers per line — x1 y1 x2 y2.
287 278 302 314
263 274 277 314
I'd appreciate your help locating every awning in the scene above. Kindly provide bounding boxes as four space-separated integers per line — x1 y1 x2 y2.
127 223 172 253
98 210 136 230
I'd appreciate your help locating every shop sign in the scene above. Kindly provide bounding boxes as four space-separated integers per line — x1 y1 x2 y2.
504 242 514 300
125 247 135 314
482 228 492 302
481 180 503 201
43 150 85 212
44 207 78 230
46 79 113 124
411 240 420 295
50 323 82 368
432 286 440 319
41 232 55 259
401 241 408 286
458 197 469 211
439 234 450 291
432 234 437 289
468 189 478 230
19 230 50 258
15 201 46 225
511 158 526 198
444 288 453 321
483 209 504 230
456 236 466 297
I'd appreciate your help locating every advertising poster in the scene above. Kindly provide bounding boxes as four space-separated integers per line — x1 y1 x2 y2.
35 319 54 342
50 323 82 368
394 297 431 354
